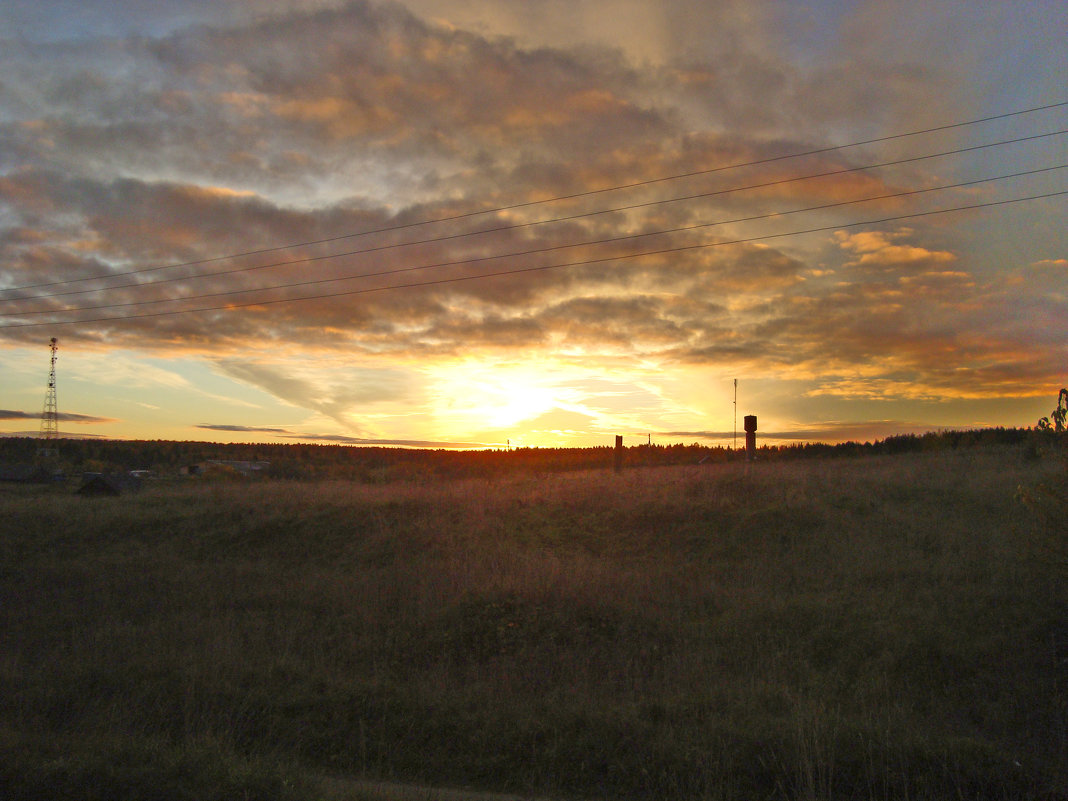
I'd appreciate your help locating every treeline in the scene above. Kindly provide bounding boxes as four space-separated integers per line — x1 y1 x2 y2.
0 437 717 481
0 426 1053 483
765 426 1038 459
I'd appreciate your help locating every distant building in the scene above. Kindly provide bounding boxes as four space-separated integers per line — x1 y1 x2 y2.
181 460 270 478
209 459 270 476
77 473 143 497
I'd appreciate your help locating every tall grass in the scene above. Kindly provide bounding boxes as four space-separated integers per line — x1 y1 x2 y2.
1 445 1065 799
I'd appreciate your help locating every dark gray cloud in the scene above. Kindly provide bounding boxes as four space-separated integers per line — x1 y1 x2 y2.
196 424 290 434
0 410 38 420
197 422 483 448
0 430 111 439
0 408 116 423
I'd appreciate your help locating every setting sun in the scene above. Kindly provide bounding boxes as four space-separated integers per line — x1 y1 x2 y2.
426 360 579 432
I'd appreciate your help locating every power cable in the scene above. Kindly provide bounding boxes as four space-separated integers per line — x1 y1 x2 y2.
2 189 1063 330
2 100 1065 294
5 165 1062 317
3 129 1065 304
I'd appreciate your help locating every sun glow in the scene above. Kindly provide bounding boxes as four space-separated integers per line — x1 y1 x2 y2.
426 361 578 431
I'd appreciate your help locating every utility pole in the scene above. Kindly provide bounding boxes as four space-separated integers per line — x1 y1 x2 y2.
733 378 737 455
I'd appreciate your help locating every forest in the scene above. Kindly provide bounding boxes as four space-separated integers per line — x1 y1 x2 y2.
0 425 1041 483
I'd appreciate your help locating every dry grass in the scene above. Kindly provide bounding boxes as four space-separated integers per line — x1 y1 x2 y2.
1 445 1065 799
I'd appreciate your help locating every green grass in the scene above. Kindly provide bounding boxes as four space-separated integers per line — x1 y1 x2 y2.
1 445 1065 799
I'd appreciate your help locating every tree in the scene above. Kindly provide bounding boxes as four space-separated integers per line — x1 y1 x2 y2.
1036 388 1068 432
1019 388 1068 574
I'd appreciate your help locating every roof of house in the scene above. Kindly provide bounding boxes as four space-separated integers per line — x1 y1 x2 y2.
77 473 143 496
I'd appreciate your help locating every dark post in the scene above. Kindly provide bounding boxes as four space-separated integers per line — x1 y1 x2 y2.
744 415 757 462
614 435 623 472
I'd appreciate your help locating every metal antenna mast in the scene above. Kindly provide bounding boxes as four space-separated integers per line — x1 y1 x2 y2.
37 337 59 459
733 378 737 454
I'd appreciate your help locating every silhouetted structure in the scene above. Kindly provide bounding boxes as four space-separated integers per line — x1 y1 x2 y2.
37 337 59 461
744 415 757 461
78 473 142 497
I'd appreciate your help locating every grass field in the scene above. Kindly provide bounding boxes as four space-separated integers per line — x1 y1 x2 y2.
1 444 1065 800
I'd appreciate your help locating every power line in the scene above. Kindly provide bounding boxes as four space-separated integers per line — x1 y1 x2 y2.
3 189 1063 330
3 129 1065 305
5 165 1062 318
2 100 1065 295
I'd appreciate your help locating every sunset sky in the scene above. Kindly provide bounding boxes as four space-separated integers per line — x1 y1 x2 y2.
1 0 1065 449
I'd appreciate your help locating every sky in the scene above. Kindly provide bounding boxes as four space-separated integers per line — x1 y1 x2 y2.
0 0 1065 449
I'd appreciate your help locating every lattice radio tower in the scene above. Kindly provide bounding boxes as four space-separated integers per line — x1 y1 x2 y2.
37 337 59 459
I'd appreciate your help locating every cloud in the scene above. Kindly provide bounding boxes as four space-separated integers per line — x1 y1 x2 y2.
196 422 483 448
210 358 418 431
0 408 116 423
0 0 923 367
281 432 486 448
0 429 111 439
1 0 1063 435
0 410 42 420
834 229 957 270
1031 258 1068 270
196 424 290 434
656 215 1068 400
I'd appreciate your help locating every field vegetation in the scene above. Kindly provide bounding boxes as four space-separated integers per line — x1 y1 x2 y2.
1 435 1065 800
